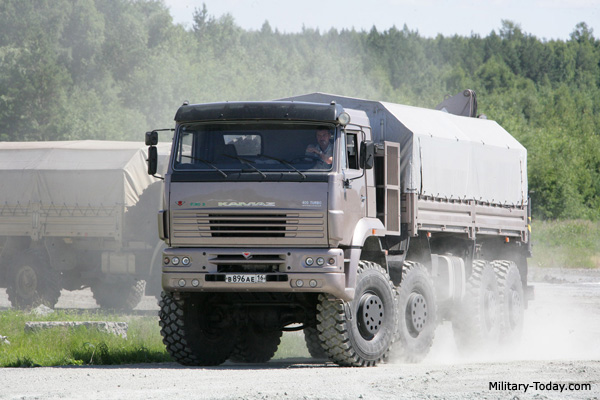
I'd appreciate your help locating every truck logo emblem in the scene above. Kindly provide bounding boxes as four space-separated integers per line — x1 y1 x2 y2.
177 201 185 206
218 201 276 207
242 252 252 259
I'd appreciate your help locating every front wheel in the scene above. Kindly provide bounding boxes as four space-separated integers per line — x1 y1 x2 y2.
317 260 397 367
394 261 437 363
159 292 237 366
6 252 61 309
303 326 328 359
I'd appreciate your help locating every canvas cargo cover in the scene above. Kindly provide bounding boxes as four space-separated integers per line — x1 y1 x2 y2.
279 93 528 206
0 141 164 208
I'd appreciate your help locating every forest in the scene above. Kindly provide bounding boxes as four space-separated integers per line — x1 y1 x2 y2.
0 0 599 221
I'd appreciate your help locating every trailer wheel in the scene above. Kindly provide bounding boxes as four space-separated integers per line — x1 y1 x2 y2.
6 252 61 309
394 261 437 363
303 326 328 359
91 279 145 311
492 260 524 343
452 260 500 353
317 260 397 367
158 291 237 366
229 324 282 363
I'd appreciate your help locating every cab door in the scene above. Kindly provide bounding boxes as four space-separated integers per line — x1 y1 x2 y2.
340 129 368 225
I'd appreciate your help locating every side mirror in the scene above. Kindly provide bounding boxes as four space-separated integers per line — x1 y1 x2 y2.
360 141 375 170
147 146 158 175
145 131 158 146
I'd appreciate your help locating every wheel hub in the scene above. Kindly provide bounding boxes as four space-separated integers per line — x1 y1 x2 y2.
357 292 384 339
406 292 428 336
15 265 38 300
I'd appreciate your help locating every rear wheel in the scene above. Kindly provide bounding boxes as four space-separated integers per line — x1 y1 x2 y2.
394 261 437 363
159 292 237 366
6 252 61 309
317 260 397 367
91 279 145 311
230 324 282 363
452 260 500 353
493 260 524 343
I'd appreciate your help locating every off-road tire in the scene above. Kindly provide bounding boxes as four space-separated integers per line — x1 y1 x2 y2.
158 291 237 366
452 259 501 353
317 260 397 367
303 326 328 359
492 260 524 344
394 261 437 363
229 325 282 363
6 252 61 309
91 279 145 311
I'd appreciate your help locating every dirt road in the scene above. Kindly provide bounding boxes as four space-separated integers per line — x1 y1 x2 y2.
1 268 599 399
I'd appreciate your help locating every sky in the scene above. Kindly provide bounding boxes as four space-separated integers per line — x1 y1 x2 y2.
163 0 599 40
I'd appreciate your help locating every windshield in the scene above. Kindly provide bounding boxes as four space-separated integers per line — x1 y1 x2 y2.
172 122 336 175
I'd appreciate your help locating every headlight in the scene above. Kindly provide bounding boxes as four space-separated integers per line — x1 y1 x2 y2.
305 257 314 266
316 257 325 266
338 112 351 126
171 257 180 266
182 257 191 266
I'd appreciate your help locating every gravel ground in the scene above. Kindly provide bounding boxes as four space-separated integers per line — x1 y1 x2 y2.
1 267 599 400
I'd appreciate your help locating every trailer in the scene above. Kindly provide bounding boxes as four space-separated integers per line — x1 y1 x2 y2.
147 91 532 366
0 140 168 310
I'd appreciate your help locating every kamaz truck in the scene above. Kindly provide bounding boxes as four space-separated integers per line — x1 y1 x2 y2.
147 91 532 366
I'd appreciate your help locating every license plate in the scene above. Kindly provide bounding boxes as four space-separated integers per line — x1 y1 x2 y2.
225 274 267 284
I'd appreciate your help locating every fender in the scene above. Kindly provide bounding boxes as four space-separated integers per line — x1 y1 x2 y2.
343 217 386 300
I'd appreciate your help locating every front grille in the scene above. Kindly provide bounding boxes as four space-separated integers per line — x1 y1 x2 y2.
172 211 325 240
208 214 287 237
211 254 284 273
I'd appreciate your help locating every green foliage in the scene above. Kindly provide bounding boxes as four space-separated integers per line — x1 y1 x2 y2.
0 310 170 367
0 308 312 366
0 1 599 219
531 220 600 269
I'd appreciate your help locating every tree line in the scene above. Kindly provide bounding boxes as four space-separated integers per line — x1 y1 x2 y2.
1 0 599 220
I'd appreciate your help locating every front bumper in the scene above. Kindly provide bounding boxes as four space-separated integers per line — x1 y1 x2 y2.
161 247 350 300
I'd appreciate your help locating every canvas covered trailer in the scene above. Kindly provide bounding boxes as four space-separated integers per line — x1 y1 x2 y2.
280 93 529 241
0 140 169 309
0 140 155 239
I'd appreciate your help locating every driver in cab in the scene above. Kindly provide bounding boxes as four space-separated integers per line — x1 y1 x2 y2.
305 127 333 165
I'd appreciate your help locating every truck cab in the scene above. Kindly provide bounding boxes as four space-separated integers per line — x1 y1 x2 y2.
151 101 381 301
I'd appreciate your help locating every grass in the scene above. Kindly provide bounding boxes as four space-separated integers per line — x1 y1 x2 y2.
530 219 600 269
0 310 170 367
0 308 311 367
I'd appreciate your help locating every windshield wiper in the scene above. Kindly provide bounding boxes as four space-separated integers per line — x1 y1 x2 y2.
181 155 228 178
258 154 306 180
222 154 267 178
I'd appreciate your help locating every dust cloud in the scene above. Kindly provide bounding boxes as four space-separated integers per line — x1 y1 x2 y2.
415 268 600 365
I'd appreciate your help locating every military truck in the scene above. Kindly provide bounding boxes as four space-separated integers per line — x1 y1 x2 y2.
148 91 532 366
0 140 168 310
